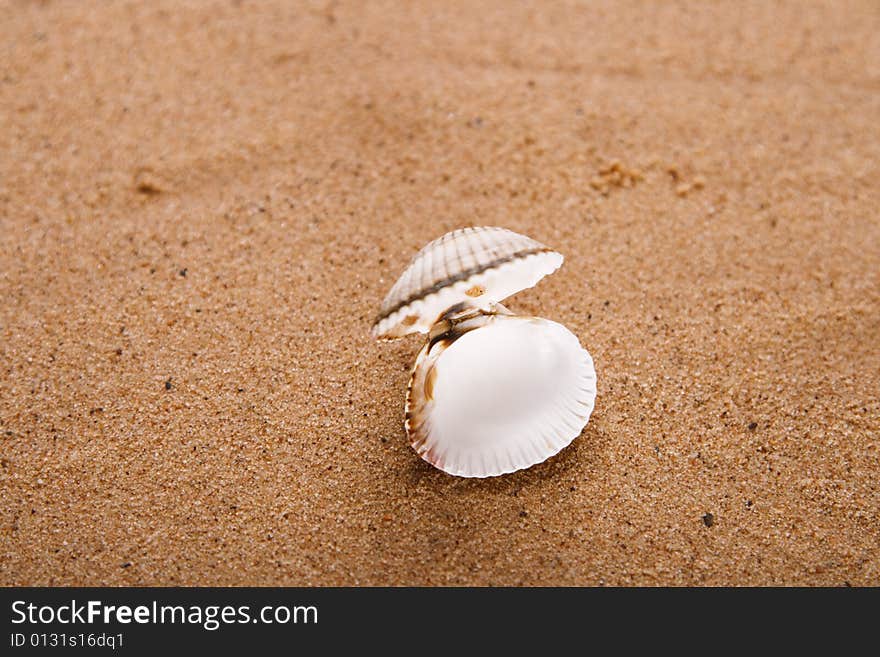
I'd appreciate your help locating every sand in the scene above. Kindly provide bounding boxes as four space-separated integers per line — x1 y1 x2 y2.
1 1 878 586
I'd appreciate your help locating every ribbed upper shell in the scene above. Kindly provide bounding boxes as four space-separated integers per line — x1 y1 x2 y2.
372 226 563 340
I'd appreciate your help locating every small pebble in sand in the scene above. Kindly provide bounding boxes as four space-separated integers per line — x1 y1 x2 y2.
702 513 715 527
591 160 644 195
675 174 706 197
133 168 165 196
165 379 173 390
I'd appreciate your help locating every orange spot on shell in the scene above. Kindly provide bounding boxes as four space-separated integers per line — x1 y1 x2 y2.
401 314 419 326
465 285 485 297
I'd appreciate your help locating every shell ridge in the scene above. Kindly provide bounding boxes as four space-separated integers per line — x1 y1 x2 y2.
452 227 469 273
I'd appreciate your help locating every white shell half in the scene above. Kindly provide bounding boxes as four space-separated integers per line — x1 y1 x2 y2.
406 313 597 478
372 227 563 340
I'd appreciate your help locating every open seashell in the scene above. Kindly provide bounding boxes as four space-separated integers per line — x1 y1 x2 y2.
405 308 597 478
372 226 597 478
372 226 563 340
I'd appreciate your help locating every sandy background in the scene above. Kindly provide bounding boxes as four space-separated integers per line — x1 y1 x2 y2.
2 1 878 586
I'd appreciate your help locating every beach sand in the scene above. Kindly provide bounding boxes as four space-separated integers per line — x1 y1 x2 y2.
1 1 878 586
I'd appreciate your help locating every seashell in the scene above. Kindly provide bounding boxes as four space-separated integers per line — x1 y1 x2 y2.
371 226 563 340
405 309 596 478
372 226 597 478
